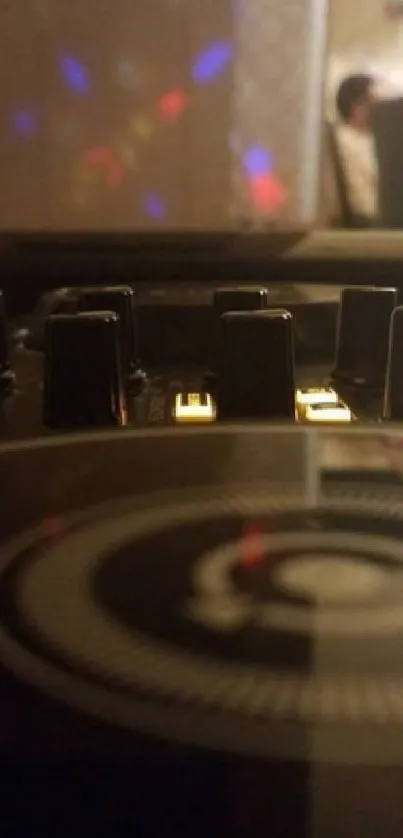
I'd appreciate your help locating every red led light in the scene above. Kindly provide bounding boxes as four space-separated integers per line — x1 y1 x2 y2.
42 517 62 538
158 89 189 121
249 173 286 211
83 145 124 188
241 522 265 568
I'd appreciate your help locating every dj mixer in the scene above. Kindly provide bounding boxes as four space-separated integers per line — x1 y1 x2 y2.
3 267 403 836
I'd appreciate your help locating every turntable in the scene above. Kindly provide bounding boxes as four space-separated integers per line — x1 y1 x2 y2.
2 424 403 835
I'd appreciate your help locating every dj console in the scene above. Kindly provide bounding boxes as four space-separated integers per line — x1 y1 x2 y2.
3 236 403 836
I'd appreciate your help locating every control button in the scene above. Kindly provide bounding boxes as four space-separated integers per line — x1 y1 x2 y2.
0 291 15 390
43 312 128 429
332 286 397 391
217 309 295 421
173 392 216 424
78 285 145 392
304 401 353 424
384 305 403 419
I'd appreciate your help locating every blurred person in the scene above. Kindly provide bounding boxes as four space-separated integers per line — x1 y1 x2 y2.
335 74 378 225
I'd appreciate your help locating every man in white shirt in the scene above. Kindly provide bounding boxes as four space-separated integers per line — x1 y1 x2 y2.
335 74 378 225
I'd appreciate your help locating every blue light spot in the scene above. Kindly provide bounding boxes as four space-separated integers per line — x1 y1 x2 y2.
142 193 166 220
242 145 273 176
59 52 91 94
11 109 38 138
192 41 233 84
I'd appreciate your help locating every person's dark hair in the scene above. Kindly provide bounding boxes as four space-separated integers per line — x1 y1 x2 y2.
336 74 374 122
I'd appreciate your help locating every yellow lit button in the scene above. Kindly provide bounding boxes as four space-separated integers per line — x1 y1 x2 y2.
305 402 352 423
174 392 216 423
296 388 338 406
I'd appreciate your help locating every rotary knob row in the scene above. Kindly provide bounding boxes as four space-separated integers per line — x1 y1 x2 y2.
3 282 403 429
44 285 297 427
214 285 403 423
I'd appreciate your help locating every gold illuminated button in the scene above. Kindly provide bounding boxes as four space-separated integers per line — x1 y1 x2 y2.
296 388 338 407
305 402 352 424
174 392 215 423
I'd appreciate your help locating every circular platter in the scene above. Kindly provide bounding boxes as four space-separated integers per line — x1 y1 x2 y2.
1 425 403 765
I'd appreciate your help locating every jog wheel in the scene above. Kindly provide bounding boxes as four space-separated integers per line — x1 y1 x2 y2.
1 425 403 836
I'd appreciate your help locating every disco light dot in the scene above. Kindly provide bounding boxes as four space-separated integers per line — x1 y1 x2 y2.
249 173 286 211
130 115 154 139
242 145 273 177
158 89 188 121
192 41 233 84
142 192 166 220
59 52 91 94
83 146 124 188
11 109 38 138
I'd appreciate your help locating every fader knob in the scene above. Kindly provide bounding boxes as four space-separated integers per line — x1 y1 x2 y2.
217 309 295 421
78 285 145 391
43 312 128 429
384 305 403 420
214 287 268 316
0 291 15 390
332 286 397 391
206 287 269 385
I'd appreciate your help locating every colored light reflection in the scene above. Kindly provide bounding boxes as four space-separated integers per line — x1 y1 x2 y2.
83 146 124 187
142 192 166 220
59 52 91 94
249 173 286 212
42 517 63 538
241 523 265 568
242 145 273 177
158 89 188 121
192 41 232 84
11 109 38 138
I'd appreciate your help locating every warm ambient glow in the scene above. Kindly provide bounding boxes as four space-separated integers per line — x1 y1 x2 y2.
305 403 352 423
174 393 216 423
296 388 338 406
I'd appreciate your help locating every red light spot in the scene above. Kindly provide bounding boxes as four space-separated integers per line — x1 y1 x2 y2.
42 517 62 538
158 89 188 121
83 145 124 188
249 173 286 211
241 522 265 568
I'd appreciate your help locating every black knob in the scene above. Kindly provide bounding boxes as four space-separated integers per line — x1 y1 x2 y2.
214 287 268 316
332 286 397 391
217 309 295 421
0 291 15 390
78 285 144 391
25 287 80 352
43 312 128 429
206 287 269 386
384 305 403 419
